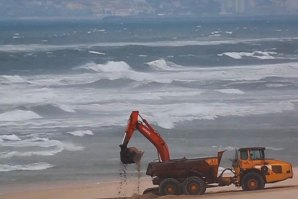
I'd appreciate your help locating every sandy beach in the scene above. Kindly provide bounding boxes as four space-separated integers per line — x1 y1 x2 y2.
0 168 296 199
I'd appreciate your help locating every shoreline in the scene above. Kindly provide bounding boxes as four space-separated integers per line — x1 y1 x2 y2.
0 168 296 199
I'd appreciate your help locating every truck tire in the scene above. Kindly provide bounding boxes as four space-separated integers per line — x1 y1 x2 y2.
241 172 265 191
182 176 206 195
159 178 181 195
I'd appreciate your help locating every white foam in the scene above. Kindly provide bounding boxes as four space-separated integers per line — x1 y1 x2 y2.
209 33 221 37
146 59 183 71
0 87 57 105
0 110 42 122
0 137 83 150
66 130 94 137
143 101 295 129
54 104 76 113
212 145 236 151
0 162 53 172
0 134 21 142
219 52 242 59
86 29 106 34
219 51 277 60
156 62 298 82
0 137 84 159
88 51 106 55
74 61 167 83
253 51 277 59
266 83 286 88
266 147 284 151
0 137 55 147
0 59 298 131
0 149 62 159
217 89 244 95
58 142 84 151
27 74 97 87
1 37 297 52
73 100 295 129
3 100 294 130
0 75 27 84
79 61 132 72
44 61 298 87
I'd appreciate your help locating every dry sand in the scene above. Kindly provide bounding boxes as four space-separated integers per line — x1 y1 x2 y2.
0 168 297 199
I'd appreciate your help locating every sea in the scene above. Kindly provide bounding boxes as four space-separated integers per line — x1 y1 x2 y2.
0 17 298 187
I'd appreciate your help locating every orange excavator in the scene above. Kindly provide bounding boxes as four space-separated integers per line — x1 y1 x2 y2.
120 111 169 164
120 111 293 195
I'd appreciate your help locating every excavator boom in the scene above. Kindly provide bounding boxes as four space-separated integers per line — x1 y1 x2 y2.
120 111 170 164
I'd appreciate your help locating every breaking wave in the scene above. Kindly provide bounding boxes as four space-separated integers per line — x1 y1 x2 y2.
78 61 132 73
29 104 76 115
0 137 84 159
217 89 245 95
0 162 53 172
74 61 168 83
0 137 83 150
218 51 277 60
1 61 298 129
146 59 183 71
0 110 42 122
3 60 297 90
88 50 106 55
66 130 94 137
0 134 21 142
53 104 76 113
154 101 294 129
86 100 295 129
1 37 298 53
0 75 28 84
0 149 62 159
71 60 298 88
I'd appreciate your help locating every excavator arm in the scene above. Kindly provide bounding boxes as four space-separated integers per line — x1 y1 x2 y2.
120 111 170 164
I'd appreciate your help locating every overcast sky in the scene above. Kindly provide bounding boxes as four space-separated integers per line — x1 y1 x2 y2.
1 0 298 19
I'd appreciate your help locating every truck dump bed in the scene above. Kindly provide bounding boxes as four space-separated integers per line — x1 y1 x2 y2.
146 151 224 184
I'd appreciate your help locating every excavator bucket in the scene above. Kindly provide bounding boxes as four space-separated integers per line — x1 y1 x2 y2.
120 145 144 164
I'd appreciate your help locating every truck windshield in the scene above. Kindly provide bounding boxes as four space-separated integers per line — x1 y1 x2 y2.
240 150 248 160
249 149 264 160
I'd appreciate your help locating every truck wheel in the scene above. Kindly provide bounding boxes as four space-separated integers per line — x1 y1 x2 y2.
159 178 181 195
182 176 206 195
242 173 265 191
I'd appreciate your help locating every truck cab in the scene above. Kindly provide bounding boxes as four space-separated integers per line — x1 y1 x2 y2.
233 147 293 190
